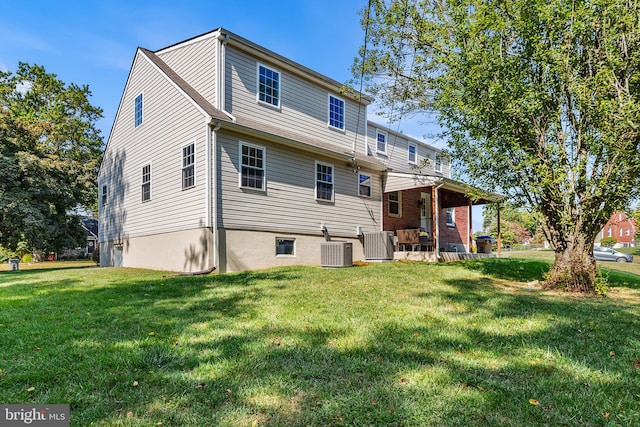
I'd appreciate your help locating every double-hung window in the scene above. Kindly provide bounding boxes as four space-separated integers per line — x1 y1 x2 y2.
134 93 143 127
408 143 417 164
358 172 372 197
257 64 280 107
182 143 195 189
315 161 334 202
141 164 151 202
388 191 401 217
328 95 345 130
240 142 265 190
435 154 442 173
446 208 455 226
101 185 107 206
376 130 387 155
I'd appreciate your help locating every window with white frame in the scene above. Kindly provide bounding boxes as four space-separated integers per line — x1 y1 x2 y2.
626 229 631 236
388 191 401 217
141 164 151 202
182 143 195 189
435 154 442 173
240 142 265 190
328 95 345 130
134 93 143 127
408 143 417 164
315 161 334 202
101 185 107 206
620 229 623 237
358 172 372 197
376 130 387 154
607 227 612 237
257 64 280 107
446 207 455 226
276 238 296 256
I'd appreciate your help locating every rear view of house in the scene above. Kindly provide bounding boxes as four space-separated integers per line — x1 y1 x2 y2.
98 28 496 273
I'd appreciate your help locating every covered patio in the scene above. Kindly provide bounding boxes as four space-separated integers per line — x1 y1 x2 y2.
383 172 502 261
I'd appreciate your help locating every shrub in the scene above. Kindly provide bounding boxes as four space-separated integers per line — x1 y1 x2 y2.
92 247 100 266
22 253 33 263
600 237 617 247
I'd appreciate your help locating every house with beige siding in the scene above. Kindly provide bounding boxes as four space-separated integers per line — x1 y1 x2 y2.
98 28 496 273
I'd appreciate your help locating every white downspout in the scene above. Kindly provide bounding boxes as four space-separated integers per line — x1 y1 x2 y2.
434 182 444 260
211 121 222 270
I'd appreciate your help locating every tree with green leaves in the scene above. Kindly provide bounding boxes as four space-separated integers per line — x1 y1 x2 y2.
0 63 103 254
354 0 640 292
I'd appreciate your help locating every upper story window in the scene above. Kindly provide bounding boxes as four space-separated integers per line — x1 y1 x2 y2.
257 64 280 108
358 172 372 197
446 207 455 226
101 185 107 206
408 143 417 164
182 142 195 190
607 227 612 237
328 95 345 130
134 93 143 127
435 154 442 173
376 130 387 155
388 191 401 217
240 142 265 191
626 229 631 236
141 164 151 202
315 161 334 202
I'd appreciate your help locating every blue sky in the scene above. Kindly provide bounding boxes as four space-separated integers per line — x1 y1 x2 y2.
0 0 483 230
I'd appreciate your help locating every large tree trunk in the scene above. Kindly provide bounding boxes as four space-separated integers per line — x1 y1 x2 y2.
543 236 597 293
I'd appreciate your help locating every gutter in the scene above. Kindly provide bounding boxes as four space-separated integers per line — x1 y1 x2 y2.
218 32 237 122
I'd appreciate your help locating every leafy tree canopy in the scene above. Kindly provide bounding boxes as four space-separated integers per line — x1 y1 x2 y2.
0 63 103 253
354 0 640 292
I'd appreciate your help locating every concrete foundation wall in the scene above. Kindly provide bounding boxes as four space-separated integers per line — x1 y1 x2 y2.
218 228 365 273
100 227 214 272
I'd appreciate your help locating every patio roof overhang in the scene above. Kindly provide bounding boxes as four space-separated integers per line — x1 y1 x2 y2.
383 172 503 205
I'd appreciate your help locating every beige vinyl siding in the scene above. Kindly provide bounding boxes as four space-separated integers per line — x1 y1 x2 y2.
366 123 451 177
100 52 207 242
216 130 381 237
155 35 217 106
224 47 368 154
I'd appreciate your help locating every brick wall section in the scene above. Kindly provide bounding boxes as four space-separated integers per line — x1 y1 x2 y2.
383 187 470 251
601 211 637 245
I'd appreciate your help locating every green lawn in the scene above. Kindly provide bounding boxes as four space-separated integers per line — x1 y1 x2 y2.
1 259 639 426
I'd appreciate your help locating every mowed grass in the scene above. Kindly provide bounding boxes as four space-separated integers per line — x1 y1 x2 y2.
0 259 639 426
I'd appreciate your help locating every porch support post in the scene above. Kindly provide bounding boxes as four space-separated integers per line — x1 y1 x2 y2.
468 199 473 253
497 203 502 255
431 186 438 255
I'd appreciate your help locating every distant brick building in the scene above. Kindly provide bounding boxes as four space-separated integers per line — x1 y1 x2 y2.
597 211 637 247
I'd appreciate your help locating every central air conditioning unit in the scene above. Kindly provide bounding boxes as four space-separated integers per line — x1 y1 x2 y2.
363 231 395 260
321 241 353 267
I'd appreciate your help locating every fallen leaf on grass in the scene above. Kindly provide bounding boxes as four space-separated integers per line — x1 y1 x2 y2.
633 360 640 367
252 420 259 427
195 383 205 389
399 378 408 385
132 380 139 387
529 399 539 406
26 387 35 392
126 411 133 418
609 351 615 357
603 412 610 418
148 331 156 336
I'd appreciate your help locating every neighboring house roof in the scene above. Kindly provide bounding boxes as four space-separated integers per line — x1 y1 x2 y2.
81 217 98 238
